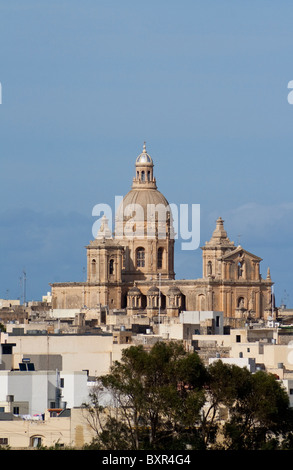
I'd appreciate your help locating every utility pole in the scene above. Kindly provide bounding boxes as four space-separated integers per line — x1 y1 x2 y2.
158 272 161 335
20 270 27 305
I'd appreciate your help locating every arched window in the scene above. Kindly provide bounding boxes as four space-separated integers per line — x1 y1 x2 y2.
238 262 243 278
91 259 96 275
157 247 163 269
147 170 151 181
198 294 206 310
238 297 245 308
136 247 145 267
30 436 43 447
109 259 114 275
207 261 212 275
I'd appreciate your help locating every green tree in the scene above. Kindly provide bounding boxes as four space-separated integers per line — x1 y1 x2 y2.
205 360 293 450
84 341 207 450
83 344 293 450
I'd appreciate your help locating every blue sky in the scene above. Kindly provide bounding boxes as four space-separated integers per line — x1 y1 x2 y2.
0 1 293 306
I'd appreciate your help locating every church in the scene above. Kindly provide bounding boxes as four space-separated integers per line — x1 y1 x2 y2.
50 144 274 323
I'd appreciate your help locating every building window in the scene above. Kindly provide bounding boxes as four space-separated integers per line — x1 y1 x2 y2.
31 436 42 448
91 259 96 275
238 261 243 278
236 335 241 343
157 248 163 269
13 407 19 415
2 344 13 354
207 261 212 275
0 438 8 445
238 297 245 308
141 171 145 181
109 259 114 275
136 248 145 267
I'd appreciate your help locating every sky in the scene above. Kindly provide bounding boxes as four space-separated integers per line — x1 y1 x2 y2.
0 1 293 306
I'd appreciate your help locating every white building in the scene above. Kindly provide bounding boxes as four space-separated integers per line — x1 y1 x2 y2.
208 356 256 373
180 311 224 335
0 369 88 416
282 379 293 407
159 311 224 340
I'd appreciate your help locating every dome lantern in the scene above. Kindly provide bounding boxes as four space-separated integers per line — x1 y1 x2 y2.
136 142 153 165
133 142 156 189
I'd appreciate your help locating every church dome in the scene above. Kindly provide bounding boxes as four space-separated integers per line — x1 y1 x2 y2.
115 142 172 225
114 143 176 282
127 285 142 295
166 286 181 295
121 187 170 213
147 285 160 294
136 151 152 164
115 186 171 227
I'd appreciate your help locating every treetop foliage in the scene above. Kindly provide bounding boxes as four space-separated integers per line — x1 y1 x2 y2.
83 341 293 450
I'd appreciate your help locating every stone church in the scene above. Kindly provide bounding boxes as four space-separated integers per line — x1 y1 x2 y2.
50 144 274 322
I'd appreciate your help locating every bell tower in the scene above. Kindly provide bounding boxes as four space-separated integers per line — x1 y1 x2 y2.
201 217 235 279
87 215 123 284
86 215 123 308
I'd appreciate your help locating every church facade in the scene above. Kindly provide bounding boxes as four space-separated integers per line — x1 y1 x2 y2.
50 144 274 322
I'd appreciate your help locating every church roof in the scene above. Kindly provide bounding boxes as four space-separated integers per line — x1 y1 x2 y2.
204 217 235 248
221 245 262 262
128 285 142 294
136 142 153 164
147 285 160 294
115 143 171 224
121 188 170 213
166 286 182 295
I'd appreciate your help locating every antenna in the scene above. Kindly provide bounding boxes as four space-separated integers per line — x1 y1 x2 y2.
23 270 26 305
20 270 26 305
281 289 289 309
158 272 161 335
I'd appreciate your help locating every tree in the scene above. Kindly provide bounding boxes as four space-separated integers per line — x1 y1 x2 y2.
205 360 293 450
84 341 207 450
83 344 293 450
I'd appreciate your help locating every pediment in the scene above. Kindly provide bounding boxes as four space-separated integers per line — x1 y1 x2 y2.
221 245 262 262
